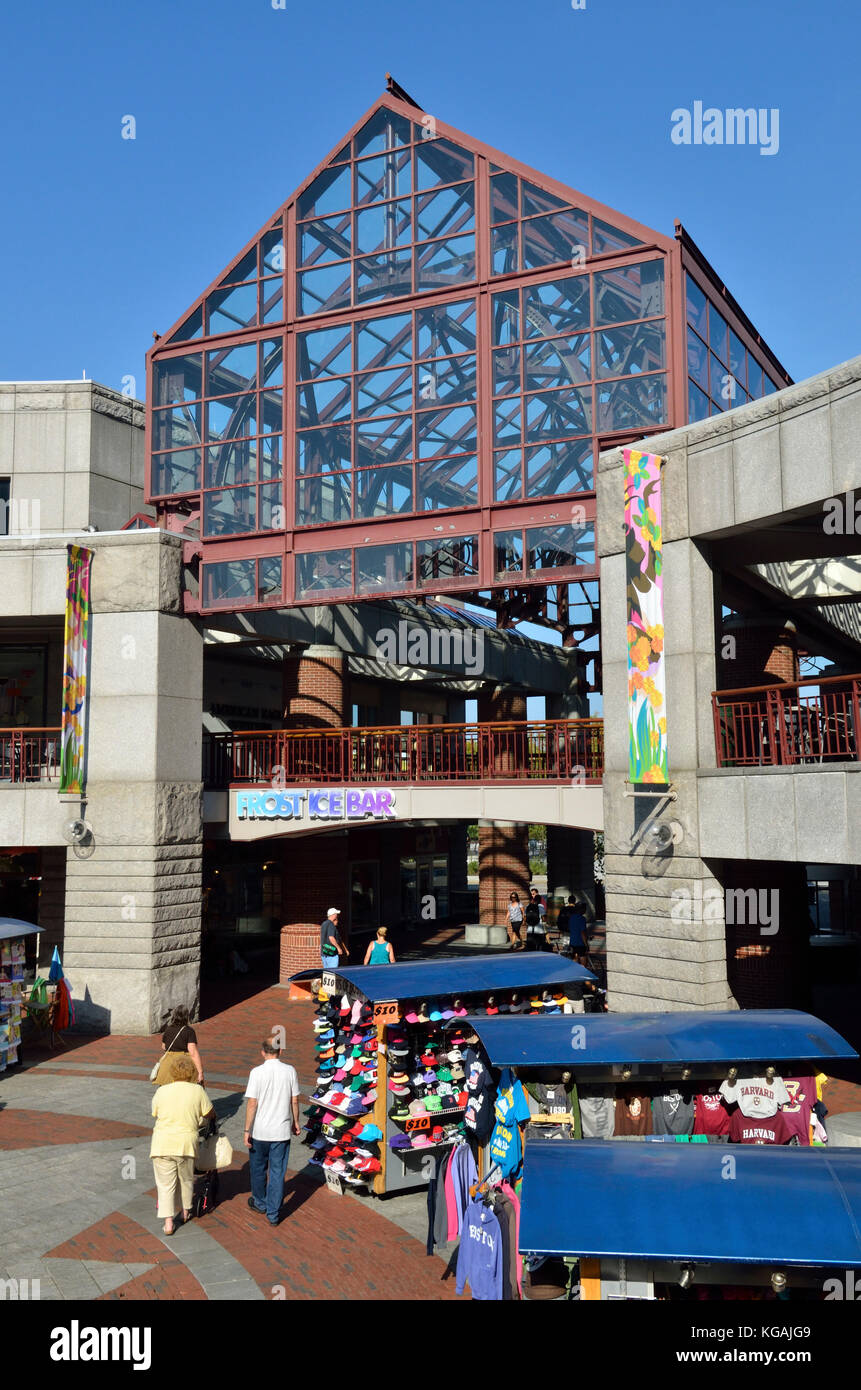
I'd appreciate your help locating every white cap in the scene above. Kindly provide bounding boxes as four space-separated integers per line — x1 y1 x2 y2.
327 907 340 918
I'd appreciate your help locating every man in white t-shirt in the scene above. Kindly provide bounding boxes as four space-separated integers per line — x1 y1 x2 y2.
244 1038 300 1226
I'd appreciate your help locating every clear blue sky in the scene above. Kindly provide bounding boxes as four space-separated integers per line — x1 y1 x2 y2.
0 0 858 396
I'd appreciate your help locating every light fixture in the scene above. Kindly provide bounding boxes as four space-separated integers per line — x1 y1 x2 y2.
771 1271 787 1293
621 1065 633 1081
679 1263 695 1289
62 818 92 845
643 819 683 852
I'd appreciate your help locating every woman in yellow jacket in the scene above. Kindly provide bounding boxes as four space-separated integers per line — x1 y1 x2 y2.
150 1054 215 1236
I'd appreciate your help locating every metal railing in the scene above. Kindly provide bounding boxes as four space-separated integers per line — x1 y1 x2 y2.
0 728 62 783
203 719 604 787
712 674 861 768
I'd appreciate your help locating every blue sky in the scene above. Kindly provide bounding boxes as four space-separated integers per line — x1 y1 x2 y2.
1 0 858 396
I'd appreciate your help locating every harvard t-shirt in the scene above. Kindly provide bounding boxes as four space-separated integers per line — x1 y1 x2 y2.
694 1092 731 1137
729 1109 791 1145
779 1077 816 1145
719 1074 790 1119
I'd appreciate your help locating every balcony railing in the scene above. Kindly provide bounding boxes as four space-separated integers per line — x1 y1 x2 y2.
0 728 62 783
712 674 861 768
203 719 604 788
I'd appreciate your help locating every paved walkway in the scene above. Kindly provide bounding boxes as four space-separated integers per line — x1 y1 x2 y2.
0 987 459 1302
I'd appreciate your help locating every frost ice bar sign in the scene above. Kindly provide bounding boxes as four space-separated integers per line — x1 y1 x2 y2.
235 788 397 821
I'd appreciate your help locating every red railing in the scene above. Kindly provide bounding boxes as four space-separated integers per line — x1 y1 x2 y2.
713 674 861 768
203 719 604 787
0 728 62 783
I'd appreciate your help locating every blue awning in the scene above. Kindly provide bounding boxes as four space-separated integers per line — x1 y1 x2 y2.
519 1139 861 1267
290 953 594 1003
465 1009 857 1066
0 917 43 942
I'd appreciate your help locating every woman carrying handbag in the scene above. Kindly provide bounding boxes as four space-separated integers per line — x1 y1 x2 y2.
150 1005 206 1087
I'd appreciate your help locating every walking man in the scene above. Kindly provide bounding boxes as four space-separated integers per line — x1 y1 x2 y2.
320 906 347 969
244 1037 300 1227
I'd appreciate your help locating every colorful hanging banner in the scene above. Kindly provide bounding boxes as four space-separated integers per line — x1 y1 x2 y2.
624 449 668 784
59 545 93 795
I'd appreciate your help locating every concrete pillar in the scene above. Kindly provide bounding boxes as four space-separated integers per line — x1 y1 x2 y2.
283 644 348 729
546 826 596 916
478 821 530 926
547 649 589 719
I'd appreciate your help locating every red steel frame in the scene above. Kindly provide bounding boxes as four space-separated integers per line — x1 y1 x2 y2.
712 674 861 768
0 728 62 783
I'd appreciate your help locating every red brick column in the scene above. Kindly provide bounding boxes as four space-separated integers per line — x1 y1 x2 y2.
280 922 320 986
478 824 530 926
281 834 349 947
718 617 799 689
283 644 348 729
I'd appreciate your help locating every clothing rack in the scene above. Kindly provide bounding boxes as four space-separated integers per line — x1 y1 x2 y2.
470 1159 503 1199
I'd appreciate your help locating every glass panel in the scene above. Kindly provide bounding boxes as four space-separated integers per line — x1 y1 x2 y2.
356 366 413 418
259 482 283 530
355 464 413 517
597 373 667 431
297 325 352 381
416 183 475 242
206 393 257 442
152 402 201 453
299 213 352 266
490 172 518 224
296 472 352 524
258 556 282 601
493 346 521 397
354 108 412 156
151 448 200 495
593 260 664 325
260 279 283 323
525 439 593 496
416 234 475 291
417 404 477 458
418 455 478 510
207 342 257 396
709 302 728 364
686 329 709 393
355 149 412 205
167 306 203 344
261 226 284 275
523 276 590 337
356 542 414 593
219 247 257 287
525 386 592 441
709 352 730 404
688 379 710 424
716 362 744 409
728 329 746 384
355 252 412 304
492 289 519 345
491 223 518 276
258 430 281 481
685 276 709 337
357 312 412 368
203 485 256 536
494 530 523 578
417 299 476 357
297 376 351 427
416 354 476 407
415 138 474 188
494 448 522 502
417 535 479 585
155 354 203 405
763 375 778 396
259 388 282 433
204 438 258 489
203 558 256 607
296 425 351 474
526 522 594 574
747 355 764 397
260 338 283 386
592 218 641 256
206 281 257 335
521 181 570 218
524 334 590 390
494 398 521 445
356 414 412 467
298 262 352 316
522 209 590 271
355 199 412 255
296 549 352 597
595 320 665 378
297 163 351 218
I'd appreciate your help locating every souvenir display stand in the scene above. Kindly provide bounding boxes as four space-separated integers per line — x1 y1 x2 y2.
0 919 42 1073
294 954 595 1197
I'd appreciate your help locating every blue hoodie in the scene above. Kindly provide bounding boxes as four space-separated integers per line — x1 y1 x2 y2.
456 1197 503 1300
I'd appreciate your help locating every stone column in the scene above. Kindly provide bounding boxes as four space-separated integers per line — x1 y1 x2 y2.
477 687 530 926
279 922 320 984
283 644 348 729
546 826 596 916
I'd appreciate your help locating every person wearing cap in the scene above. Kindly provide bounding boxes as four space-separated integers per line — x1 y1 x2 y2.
363 926 396 965
320 908 347 970
244 1037 300 1227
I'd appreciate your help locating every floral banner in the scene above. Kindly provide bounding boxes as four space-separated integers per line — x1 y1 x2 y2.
624 449 668 784
59 545 93 795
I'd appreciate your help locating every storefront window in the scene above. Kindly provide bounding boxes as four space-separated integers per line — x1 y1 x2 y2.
351 861 379 930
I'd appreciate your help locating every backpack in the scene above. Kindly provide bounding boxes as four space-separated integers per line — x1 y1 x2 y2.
525 902 541 927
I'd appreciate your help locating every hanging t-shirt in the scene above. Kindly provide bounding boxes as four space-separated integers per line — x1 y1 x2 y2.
719 1073 790 1119
489 1068 530 1179
464 1053 496 1143
579 1091 614 1140
779 1077 816 1146
652 1090 695 1136
693 1092 731 1137
614 1092 653 1137
729 1109 792 1145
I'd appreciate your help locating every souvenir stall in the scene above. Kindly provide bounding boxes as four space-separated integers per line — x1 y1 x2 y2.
292 954 595 1198
452 1008 859 1300
0 918 42 1073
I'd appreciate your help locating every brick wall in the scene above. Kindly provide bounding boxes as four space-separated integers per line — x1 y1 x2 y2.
722 860 811 1009
478 823 530 925
281 833 349 940
283 646 347 729
279 923 320 984
718 618 799 690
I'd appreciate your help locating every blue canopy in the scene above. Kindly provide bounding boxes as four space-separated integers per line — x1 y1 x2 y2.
466 1009 857 1067
291 953 594 1003
0 917 43 942
519 1139 861 1267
